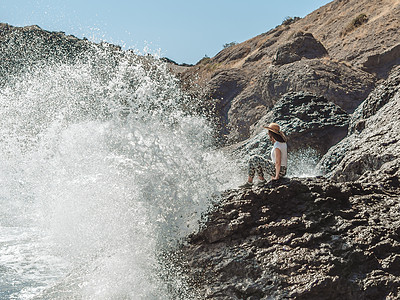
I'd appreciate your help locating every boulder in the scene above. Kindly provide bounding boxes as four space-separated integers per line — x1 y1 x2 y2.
228 92 349 170
272 32 328 65
362 44 400 79
253 92 349 153
258 59 376 113
212 58 375 144
207 69 248 136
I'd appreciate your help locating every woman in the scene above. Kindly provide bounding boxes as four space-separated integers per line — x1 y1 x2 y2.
240 122 287 188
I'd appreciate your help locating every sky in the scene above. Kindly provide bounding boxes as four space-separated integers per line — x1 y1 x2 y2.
1 0 332 65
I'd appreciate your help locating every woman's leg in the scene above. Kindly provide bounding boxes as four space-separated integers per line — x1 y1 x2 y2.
242 155 286 187
249 155 268 180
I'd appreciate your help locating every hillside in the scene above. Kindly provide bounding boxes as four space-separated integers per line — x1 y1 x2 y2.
179 0 400 144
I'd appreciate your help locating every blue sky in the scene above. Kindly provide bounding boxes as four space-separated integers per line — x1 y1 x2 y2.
1 0 332 64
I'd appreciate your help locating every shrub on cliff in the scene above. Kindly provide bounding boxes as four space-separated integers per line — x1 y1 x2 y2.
196 55 211 65
223 41 238 49
341 13 368 36
281 16 301 26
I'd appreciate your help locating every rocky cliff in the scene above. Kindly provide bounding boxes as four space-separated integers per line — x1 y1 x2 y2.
179 55 400 300
0 23 90 84
180 178 400 299
0 23 132 87
179 0 399 144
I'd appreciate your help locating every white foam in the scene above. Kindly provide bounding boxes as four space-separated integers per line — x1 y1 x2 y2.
0 47 241 299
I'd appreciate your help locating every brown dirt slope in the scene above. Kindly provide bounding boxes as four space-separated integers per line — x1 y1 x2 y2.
188 0 399 78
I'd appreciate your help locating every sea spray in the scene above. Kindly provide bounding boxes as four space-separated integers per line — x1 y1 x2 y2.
287 148 322 177
0 45 241 299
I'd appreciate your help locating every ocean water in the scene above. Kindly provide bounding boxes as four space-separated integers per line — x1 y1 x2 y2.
0 46 241 299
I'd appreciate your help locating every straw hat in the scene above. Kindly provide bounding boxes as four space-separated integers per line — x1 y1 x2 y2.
264 122 287 142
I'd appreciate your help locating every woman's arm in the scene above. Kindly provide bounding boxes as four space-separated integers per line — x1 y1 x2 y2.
273 148 281 180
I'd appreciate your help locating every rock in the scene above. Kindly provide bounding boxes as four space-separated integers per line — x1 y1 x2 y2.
207 69 248 136
351 66 400 128
254 92 349 154
272 32 328 65
179 177 400 299
257 59 376 113
362 44 400 79
198 57 375 144
206 58 374 144
319 66 400 185
213 45 252 63
227 92 349 170
171 1 400 297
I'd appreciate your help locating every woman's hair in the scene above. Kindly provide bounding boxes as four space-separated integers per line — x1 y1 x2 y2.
269 131 286 143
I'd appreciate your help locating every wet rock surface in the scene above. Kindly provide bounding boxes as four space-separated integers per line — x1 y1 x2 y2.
179 177 400 299
0 23 128 87
0 23 91 83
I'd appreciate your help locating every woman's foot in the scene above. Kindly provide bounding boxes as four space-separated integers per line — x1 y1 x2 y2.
239 181 253 188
